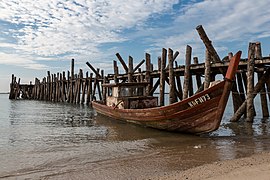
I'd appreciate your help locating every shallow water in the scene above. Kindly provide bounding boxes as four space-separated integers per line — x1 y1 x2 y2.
0 94 270 179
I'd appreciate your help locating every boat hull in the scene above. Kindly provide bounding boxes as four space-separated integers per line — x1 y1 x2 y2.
93 81 225 134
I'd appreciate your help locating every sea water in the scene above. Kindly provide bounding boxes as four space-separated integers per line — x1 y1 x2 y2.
0 94 270 179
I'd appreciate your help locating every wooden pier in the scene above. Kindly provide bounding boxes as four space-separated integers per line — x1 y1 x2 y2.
9 25 270 123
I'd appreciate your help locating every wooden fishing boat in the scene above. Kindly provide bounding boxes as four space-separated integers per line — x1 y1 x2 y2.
92 51 242 134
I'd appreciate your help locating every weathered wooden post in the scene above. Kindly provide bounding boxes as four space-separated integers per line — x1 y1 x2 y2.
81 73 87 104
175 61 183 101
193 57 202 90
168 48 177 104
113 60 119 83
56 73 60 102
204 49 211 89
159 48 167 106
196 25 221 63
101 70 107 104
255 42 269 117
66 71 70 103
46 71 51 101
59 73 62 102
96 69 102 101
145 53 151 95
86 73 93 105
76 69 83 104
70 59 75 103
128 56 133 83
183 45 192 99
9 74 15 99
246 43 256 122
62 71 66 102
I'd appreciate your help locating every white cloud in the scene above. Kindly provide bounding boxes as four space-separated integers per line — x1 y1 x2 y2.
147 0 270 59
0 0 178 58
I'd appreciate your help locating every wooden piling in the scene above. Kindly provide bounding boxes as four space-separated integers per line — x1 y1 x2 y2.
183 45 192 99
196 25 221 63
159 48 167 106
9 74 15 99
193 57 202 90
246 43 256 122
175 61 183 101
128 56 133 83
113 60 119 83
255 42 269 117
168 48 177 104
145 53 151 95
204 50 211 89
86 73 93 105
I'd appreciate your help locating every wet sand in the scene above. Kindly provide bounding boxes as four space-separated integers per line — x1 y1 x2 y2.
152 151 270 180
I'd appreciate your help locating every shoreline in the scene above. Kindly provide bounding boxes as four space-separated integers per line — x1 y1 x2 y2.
151 151 270 180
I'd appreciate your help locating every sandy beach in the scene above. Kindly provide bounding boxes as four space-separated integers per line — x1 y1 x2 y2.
152 151 270 180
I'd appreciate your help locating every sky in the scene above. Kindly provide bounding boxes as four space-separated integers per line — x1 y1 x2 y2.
1 0 270 92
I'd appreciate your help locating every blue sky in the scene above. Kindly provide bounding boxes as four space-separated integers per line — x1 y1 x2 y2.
1 0 270 92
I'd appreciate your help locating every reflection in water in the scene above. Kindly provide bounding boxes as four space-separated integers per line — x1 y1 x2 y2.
0 94 270 179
